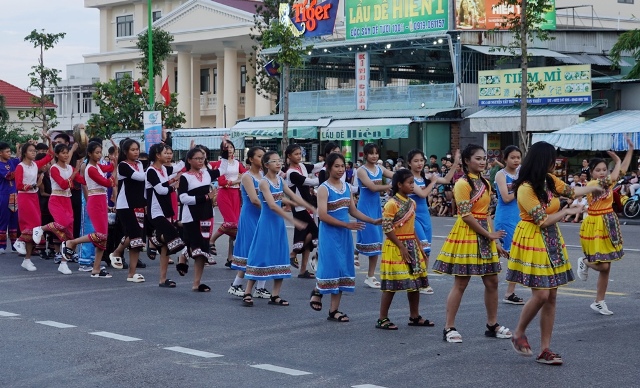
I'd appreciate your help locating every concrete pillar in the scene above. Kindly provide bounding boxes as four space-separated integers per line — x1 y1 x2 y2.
255 88 271 117
191 55 201 128
99 63 111 82
177 49 192 127
244 54 256 119
223 47 238 127
100 9 109 52
215 55 225 128
134 2 145 31
161 58 176 104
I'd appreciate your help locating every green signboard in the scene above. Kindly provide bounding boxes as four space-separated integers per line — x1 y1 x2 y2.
321 125 409 140
345 0 449 40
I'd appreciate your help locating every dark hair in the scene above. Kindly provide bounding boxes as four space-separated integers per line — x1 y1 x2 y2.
347 161 353 168
20 143 35 159
503 145 522 161
220 140 235 159
117 138 140 163
323 142 339 158
53 143 70 161
0 142 9 151
35 152 48 162
185 148 205 171
108 146 115 155
149 143 167 163
245 146 265 165
363 143 379 156
283 143 302 173
513 141 560 205
195 145 210 162
461 144 490 199
53 133 71 144
407 149 427 180
87 141 102 156
391 169 413 196
430 154 437 160
325 152 345 172
36 142 49 151
589 158 607 173
262 150 279 174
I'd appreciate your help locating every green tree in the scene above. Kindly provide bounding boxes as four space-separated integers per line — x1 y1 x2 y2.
0 125 38 152
493 0 555 152
87 75 184 139
19 29 66 137
136 27 174 80
249 0 309 152
610 30 640 79
0 95 10 125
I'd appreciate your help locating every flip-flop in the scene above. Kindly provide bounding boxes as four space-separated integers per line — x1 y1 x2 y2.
147 247 158 260
109 253 124 269
159 279 176 288
176 262 189 276
126 274 145 283
192 284 211 292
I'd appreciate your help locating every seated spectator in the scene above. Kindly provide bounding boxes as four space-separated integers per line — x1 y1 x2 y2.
563 195 588 223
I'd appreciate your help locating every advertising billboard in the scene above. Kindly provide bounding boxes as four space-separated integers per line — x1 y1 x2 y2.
345 0 449 40
478 65 592 106
455 0 556 31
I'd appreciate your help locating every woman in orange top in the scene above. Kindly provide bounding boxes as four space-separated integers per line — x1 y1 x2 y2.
508 141 603 365
576 138 633 315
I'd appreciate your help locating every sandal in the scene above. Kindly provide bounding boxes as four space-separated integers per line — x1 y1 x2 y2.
242 293 254 307
290 255 299 269
176 262 189 276
375 318 398 330
159 279 176 288
268 295 289 306
60 241 75 261
297 270 315 279
192 284 211 292
210 244 217 256
443 327 462 343
109 252 124 269
309 289 323 311
147 247 158 260
408 315 435 327
485 323 512 339
511 335 533 356
327 310 349 322
224 259 232 268
126 274 145 283
168 259 174 265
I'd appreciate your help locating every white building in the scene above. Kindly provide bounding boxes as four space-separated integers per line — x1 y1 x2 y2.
48 63 100 132
556 0 640 30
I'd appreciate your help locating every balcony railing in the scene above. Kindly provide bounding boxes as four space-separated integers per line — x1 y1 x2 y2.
289 83 456 114
200 94 217 110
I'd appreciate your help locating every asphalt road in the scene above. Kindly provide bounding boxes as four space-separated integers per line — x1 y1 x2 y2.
1 213 638 387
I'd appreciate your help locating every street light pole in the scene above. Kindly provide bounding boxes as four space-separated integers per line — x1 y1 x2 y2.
148 0 154 108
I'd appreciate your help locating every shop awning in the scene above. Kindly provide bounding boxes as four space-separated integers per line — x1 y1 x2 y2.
465 45 568 59
532 110 640 151
321 118 411 140
231 120 326 139
555 53 632 67
171 128 244 151
468 103 600 133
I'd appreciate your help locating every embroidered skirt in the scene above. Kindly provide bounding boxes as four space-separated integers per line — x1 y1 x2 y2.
579 211 624 263
315 220 356 294
380 234 429 292
507 220 574 289
17 192 40 242
432 216 501 276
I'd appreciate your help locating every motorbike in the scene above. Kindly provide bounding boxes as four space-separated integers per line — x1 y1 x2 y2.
623 193 640 219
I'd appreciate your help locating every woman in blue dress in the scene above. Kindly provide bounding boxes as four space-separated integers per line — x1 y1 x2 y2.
356 143 393 289
228 147 271 300
309 153 381 321
407 149 460 295
493 145 525 305
243 151 316 307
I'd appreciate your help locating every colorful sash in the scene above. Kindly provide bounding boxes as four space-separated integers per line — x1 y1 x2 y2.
603 212 622 247
477 219 493 259
540 224 567 268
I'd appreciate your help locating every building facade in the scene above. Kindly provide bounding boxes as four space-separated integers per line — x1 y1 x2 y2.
48 63 100 131
0 79 57 134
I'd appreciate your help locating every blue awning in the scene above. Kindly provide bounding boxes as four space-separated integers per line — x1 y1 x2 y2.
171 128 244 151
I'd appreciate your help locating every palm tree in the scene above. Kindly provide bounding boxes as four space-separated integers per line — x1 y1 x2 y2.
610 29 640 79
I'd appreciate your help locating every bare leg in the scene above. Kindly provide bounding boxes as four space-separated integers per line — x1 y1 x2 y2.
444 276 470 329
226 237 234 263
112 237 129 257
127 249 140 278
93 249 105 274
505 281 517 297
271 279 284 297
367 254 379 278
539 289 557 350
159 246 169 284
585 262 611 302
245 279 256 295
514 288 550 338
192 256 205 289
407 290 421 319
25 241 34 259
209 230 223 245
379 291 395 320
482 274 499 325
329 293 342 312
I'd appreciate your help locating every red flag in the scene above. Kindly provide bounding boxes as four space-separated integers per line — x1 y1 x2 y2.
160 77 171 106
133 80 142 95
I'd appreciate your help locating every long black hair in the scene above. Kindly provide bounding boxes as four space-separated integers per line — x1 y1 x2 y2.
391 169 413 196
87 141 102 157
513 141 560 205
245 146 265 166
407 149 426 181
283 143 301 173
461 144 490 198
117 138 140 164
220 139 235 160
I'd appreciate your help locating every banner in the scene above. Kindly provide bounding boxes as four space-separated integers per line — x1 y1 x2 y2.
478 65 592 106
289 0 340 38
143 111 162 153
321 125 409 140
345 0 448 40
455 0 555 31
355 52 369 110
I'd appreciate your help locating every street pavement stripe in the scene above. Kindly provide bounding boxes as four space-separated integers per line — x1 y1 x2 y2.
250 364 312 376
561 287 626 296
352 385 388 388
89 331 142 342
163 346 223 358
36 321 76 328
0 311 20 317
557 291 604 298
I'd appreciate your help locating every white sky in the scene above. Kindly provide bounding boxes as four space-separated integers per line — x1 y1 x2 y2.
0 0 99 90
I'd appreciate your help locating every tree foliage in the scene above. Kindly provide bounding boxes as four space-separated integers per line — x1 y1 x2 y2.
86 74 185 140
0 95 9 125
610 29 640 80
19 29 66 137
136 27 175 79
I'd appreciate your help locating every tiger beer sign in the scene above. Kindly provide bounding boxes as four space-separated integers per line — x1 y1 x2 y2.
285 0 340 38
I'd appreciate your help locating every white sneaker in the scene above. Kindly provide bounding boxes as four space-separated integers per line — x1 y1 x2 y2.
32 226 44 245
14 241 26 255
310 253 318 272
21 259 36 272
364 276 381 289
253 288 272 299
590 300 613 315
78 265 93 272
227 284 245 297
420 286 434 295
576 257 588 281
0 248 5 255
58 261 72 275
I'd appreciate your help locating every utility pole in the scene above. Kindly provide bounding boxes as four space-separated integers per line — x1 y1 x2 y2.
148 0 155 107
519 0 528 152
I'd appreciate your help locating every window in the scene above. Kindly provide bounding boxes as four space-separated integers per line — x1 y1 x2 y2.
115 71 132 82
77 92 93 114
200 68 210 93
152 11 162 22
618 0 634 3
116 15 134 37
213 68 218 94
240 65 247 94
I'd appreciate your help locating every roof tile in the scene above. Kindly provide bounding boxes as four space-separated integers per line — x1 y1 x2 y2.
0 79 56 108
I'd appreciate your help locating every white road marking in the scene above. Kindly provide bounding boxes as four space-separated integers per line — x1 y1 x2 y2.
35 320 76 328
0 311 19 317
352 385 388 388
89 331 142 342
164 346 223 358
250 364 312 376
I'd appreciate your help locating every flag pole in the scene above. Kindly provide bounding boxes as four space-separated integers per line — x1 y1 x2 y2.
148 0 154 108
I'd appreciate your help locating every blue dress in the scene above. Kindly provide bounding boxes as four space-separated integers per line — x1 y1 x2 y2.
409 176 432 255
316 181 356 294
231 174 261 271
245 176 292 280
356 165 383 256
494 168 520 251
